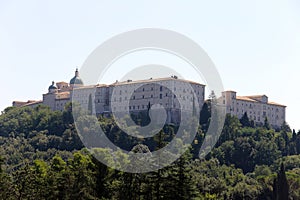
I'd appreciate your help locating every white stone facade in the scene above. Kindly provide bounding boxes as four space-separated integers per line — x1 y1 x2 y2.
104 78 205 124
12 69 286 129
222 91 286 128
40 71 205 125
35 71 205 123
107 78 205 113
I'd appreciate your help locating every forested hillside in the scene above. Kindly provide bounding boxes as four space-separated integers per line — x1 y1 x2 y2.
0 103 299 199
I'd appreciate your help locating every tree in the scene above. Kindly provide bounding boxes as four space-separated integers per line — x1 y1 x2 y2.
254 140 280 166
69 151 97 199
200 102 211 127
232 137 256 173
147 101 151 111
292 129 297 141
152 130 169 200
1 106 16 114
281 121 291 133
218 114 241 143
273 163 289 200
162 146 198 200
263 117 270 130
0 156 13 200
272 175 278 200
13 163 38 200
240 112 250 127
91 155 110 199
208 90 217 102
48 155 73 199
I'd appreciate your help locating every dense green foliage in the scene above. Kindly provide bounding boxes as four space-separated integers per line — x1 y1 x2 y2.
0 104 299 199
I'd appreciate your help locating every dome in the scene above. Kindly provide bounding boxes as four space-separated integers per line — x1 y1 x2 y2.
70 76 84 85
70 68 84 85
48 81 57 90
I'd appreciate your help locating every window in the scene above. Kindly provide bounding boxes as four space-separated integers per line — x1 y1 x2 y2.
160 94 162 99
160 86 163 91
166 93 168 97
142 88 145 91
151 87 154 91
142 95 144 99
151 95 153 98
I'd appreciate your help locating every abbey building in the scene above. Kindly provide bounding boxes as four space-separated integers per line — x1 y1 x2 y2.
13 69 286 128
222 91 286 128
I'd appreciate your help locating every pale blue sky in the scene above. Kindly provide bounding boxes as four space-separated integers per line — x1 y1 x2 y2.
0 0 299 129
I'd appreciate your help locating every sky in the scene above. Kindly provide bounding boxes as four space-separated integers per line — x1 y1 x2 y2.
0 0 299 129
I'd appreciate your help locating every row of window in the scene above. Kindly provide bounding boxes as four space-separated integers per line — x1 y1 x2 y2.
225 101 281 112
109 94 199 102
112 103 185 111
238 114 282 123
113 87 203 95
